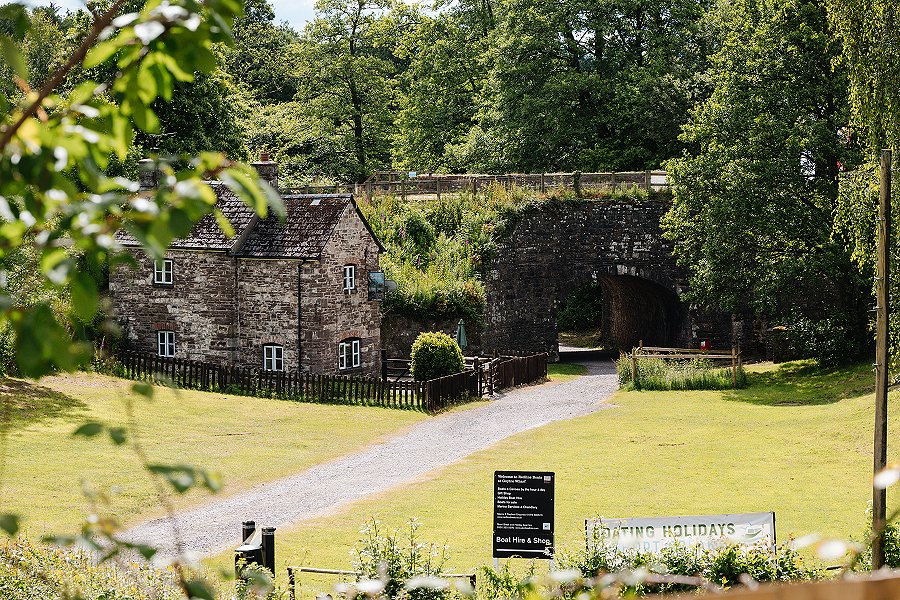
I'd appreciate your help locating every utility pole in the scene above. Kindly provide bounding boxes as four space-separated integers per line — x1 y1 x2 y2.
873 148 891 569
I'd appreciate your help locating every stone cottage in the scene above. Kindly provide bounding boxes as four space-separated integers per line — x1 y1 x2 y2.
109 158 384 375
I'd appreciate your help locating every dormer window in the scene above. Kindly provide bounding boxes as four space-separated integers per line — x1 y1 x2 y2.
154 259 173 285
343 265 356 292
263 344 284 372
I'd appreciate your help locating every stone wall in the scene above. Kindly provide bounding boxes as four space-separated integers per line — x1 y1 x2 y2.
300 206 382 375
484 199 732 355
235 259 301 370
109 249 238 362
381 312 482 358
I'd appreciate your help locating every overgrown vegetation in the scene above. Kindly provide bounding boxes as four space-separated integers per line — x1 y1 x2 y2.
359 185 658 323
616 356 746 391
353 519 455 600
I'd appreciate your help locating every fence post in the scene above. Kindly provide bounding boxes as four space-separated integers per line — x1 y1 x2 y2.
631 347 639 388
644 170 652 190
436 177 441 200
573 171 582 197
400 178 406 201
381 348 388 381
731 346 737 388
540 172 546 194
474 356 481 397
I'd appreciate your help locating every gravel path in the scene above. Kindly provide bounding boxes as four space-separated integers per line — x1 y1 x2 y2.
124 359 618 559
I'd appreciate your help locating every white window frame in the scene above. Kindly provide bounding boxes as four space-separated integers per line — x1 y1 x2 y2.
154 259 173 285
339 339 361 370
156 330 175 358
343 265 356 292
263 344 284 372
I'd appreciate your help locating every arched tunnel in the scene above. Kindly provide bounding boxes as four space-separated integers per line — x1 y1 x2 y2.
556 274 687 350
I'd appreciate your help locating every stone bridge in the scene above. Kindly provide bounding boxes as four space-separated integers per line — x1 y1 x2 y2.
483 198 729 356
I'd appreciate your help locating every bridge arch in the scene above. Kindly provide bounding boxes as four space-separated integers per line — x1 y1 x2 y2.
484 199 697 356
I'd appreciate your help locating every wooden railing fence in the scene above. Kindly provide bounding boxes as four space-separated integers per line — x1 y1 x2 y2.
114 350 548 412
630 342 742 388
354 170 668 201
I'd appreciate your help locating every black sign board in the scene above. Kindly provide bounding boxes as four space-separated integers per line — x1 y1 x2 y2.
493 471 554 559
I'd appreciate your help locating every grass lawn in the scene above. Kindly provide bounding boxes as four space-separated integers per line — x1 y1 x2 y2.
547 362 588 382
1 372 428 537
228 360 899 593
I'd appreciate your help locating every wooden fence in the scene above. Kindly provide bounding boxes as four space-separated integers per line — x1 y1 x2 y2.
353 170 669 201
630 343 743 388
114 350 547 413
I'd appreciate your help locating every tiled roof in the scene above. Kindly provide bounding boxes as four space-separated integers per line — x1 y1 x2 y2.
115 183 257 251
235 194 351 259
116 187 379 259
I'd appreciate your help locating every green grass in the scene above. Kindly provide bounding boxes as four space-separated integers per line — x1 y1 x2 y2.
219 360 897 593
547 362 588 382
617 356 747 390
2 372 427 536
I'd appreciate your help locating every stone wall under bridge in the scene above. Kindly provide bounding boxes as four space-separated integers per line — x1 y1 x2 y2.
483 199 731 358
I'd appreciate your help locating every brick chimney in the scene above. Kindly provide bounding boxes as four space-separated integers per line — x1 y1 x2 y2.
251 152 278 190
138 158 159 190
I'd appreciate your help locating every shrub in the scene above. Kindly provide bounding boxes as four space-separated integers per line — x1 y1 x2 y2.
410 332 464 381
552 527 819 595
780 314 867 367
353 519 450 600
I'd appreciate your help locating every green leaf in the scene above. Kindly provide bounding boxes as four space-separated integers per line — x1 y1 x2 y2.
132 381 154 398
0 513 19 537
84 39 121 69
108 427 127 446
183 578 216 600
0 35 27 79
73 422 104 437
148 464 196 494
71 272 98 321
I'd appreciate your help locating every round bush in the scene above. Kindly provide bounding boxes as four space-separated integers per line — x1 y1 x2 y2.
410 332 464 381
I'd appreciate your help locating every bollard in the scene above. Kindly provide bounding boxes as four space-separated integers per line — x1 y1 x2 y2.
261 526 276 575
235 520 263 579
242 520 256 543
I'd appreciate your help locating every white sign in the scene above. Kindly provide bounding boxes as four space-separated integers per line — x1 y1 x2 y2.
586 512 776 553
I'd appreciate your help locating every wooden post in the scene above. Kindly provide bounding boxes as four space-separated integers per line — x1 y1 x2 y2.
540 172 546 194
631 347 638 388
473 177 479 195
400 178 406 201
381 348 388 382
436 176 441 200
731 346 738 388
573 171 582 197
874 148 892 569
366 180 373 202
288 567 296 600
644 170 651 189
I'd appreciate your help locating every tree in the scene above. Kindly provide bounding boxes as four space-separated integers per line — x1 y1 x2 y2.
0 0 277 594
457 0 710 172
392 7 489 171
663 0 868 360
293 0 399 182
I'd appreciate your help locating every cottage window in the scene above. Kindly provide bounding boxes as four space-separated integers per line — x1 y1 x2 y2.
339 338 361 370
263 344 284 372
153 259 173 285
343 265 356 291
156 330 175 357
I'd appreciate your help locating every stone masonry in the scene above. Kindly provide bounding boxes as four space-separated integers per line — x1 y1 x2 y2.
484 198 731 355
110 170 384 376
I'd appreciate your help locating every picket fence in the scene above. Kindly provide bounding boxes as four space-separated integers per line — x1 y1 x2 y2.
115 350 547 413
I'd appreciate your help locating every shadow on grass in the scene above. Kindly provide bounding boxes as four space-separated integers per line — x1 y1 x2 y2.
0 378 86 429
722 360 873 407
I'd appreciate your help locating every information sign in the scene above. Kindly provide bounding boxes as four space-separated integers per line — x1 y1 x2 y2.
586 512 776 553
493 471 554 559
